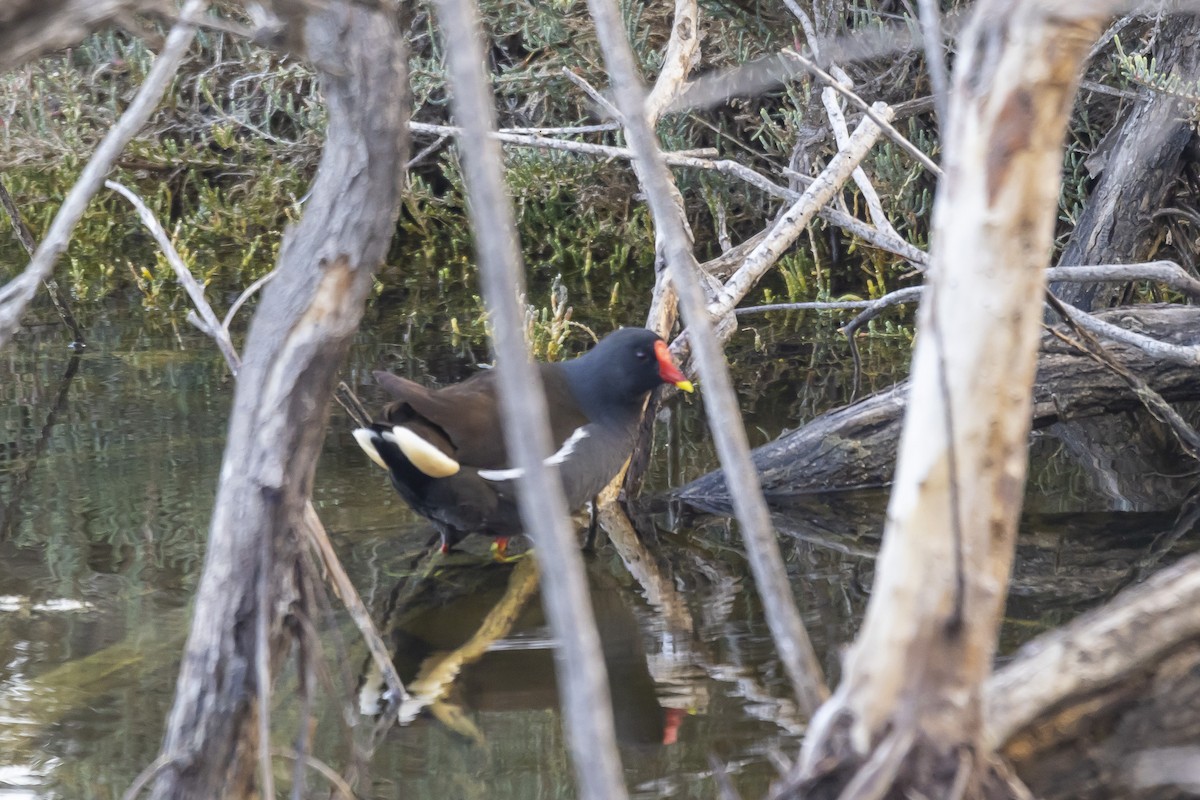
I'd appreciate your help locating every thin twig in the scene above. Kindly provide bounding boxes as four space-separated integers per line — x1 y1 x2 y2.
1054 301 1200 366
222 269 277 332
782 48 942 176
710 105 893 319
1045 261 1200 300
256 517 276 800
121 755 176 800
410 120 926 266
915 0 950 127
0 0 208 350
561 68 623 118
270 747 356 800
822 82 902 239
303 505 410 705
1045 293 1200 458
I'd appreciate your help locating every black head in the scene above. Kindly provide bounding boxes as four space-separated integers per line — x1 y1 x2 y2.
562 328 692 422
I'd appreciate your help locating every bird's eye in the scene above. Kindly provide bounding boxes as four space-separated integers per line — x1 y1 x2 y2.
635 349 648 360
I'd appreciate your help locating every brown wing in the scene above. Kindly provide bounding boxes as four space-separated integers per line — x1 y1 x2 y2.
373 365 588 470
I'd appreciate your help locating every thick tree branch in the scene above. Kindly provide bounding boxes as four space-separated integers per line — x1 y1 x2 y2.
985 550 1200 751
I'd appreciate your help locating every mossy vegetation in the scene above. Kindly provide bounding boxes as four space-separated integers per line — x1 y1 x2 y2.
1 1 1188 342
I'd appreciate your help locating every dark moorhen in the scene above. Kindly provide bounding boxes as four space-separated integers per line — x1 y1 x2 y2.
354 327 694 557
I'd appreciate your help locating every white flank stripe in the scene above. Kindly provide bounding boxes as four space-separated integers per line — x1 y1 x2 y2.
479 426 589 482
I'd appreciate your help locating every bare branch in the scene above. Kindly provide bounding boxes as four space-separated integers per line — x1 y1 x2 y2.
586 0 829 717
710 106 892 319
644 0 700 123
985 550 1200 750
410 120 926 266
915 0 950 126
107 185 413 775
1055 301 1200 366
1044 261 1200 300
822 83 903 239
106 179 242 372
0 0 207 351
431 0 629 797
222 270 277 333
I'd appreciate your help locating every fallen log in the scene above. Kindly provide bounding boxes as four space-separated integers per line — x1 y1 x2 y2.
678 304 1200 501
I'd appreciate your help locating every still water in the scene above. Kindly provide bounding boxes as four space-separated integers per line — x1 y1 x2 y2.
1 307 1198 799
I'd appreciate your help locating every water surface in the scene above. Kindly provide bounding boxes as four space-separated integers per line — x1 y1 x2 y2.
1 306 1197 799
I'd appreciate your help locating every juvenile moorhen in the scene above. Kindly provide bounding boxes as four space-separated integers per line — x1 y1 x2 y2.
353 327 693 556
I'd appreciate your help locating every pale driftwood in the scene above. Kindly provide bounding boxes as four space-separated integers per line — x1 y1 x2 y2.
708 106 891 319
681 305 1200 500
0 0 206 352
149 5 406 798
985 548 1200 751
643 0 699 123
821 84 901 240
586 0 830 718
431 0 629 797
791 3 1106 796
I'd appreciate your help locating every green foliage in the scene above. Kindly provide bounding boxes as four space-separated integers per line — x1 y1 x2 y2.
0 19 319 311
1114 34 1200 109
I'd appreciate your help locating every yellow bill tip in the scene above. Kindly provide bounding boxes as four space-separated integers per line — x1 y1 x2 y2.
674 379 694 393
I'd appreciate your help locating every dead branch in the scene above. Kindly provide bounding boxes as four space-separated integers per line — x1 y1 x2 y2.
431 0 629 797
794 3 1107 794
0 179 85 346
408 120 925 266
1055 301 1200 366
985 549 1200 751
644 0 699 124
1045 294 1200 459
106 179 242 372
586 0 829 719
149 4 406 796
709 106 892 320
821 82 902 240
0 0 206 351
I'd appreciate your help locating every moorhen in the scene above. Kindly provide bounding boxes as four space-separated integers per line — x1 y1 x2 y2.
353 327 693 556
